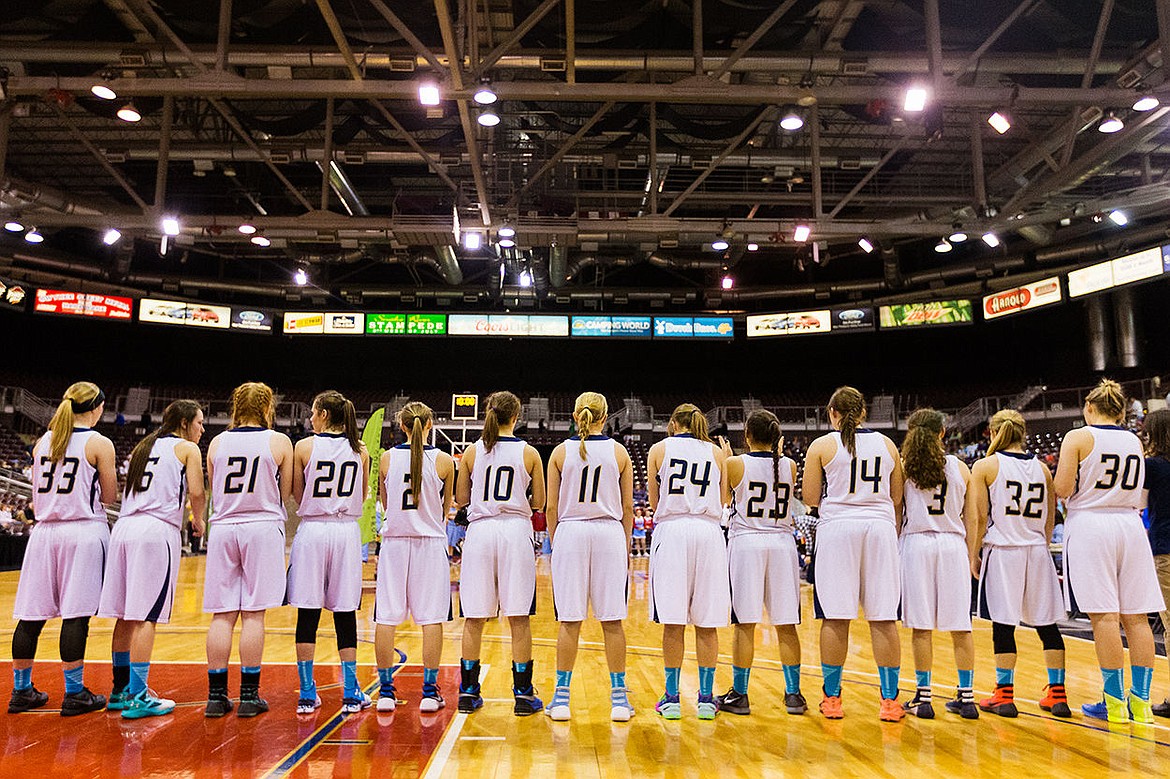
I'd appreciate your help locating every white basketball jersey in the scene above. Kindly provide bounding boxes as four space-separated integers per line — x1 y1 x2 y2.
984 452 1048 546
210 427 286 525
298 434 364 521
819 430 896 524
1066 425 1145 515
382 445 445 538
120 436 188 528
729 452 796 535
654 435 723 523
903 455 966 536
557 436 623 523
466 438 532 522
31 428 104 523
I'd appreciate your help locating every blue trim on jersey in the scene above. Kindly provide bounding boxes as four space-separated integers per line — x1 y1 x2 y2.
495 436 524 442
317 432 348 438
570 435 610 441
747 451 773 458
998 451 1035 460
158 434 179 439
1089 424 1127 430
228 426 267 432
673 433 696 439
856 428 877 434
72 427 94 432
394 443 436 450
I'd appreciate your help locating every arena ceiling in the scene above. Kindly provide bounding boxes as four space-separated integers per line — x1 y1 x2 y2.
0 0 1167 312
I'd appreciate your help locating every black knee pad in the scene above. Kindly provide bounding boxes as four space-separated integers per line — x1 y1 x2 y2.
12 620 45 660
333 611 358 651
295 608 322 644
59 617 90 663
1036 623 1065 651
992 622 1017 655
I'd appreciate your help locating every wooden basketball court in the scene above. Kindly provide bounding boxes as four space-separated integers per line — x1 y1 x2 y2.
1 554 1167 776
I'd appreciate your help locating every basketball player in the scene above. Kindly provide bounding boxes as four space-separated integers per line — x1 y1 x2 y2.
99 400 206 719
544 392 635 722
203 382 294 717
9 382 117 715
969 409 1070 718
288 391 371 715
375 402 455 713
1144 410 1170 718
645 403 730 720
898 409 977 719
801 387 904 721
1054 380 1163 723
456 391 546 715
716 410 806 717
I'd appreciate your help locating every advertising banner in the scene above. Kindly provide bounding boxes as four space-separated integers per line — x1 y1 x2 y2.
878 300 974 328
139 297 230 329
283 311 326 334
323 312 364 335
449 314 568 336
229 307 275 333
1067 261 1114 298
0 278 28 310
37 289 132 320
571 315 652 337
982 277 1062 320
407 313 446 335
746 310 831 337
366 313 406 335
830 307 875 332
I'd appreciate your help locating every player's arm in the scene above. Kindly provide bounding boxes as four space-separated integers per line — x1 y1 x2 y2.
272 432 295 504
617 442 635 539
955 459 975 569
525 444 546 510
722 456 744 506
801 435 832 509
378 451 390 513
90 434 119 506
291 437 312 505
180 441 207 536
1053 428 1089 499
966 457 995 577
359 443 371 503
1043 464 1057 542
437 452 456 517
206 435 220 488
545 444 564 541
646 441 664 511
455 445 476 509
886 436 905 532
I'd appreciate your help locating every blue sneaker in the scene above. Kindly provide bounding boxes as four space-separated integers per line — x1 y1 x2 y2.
106 690 131 711
120 690 176 719
1082 694 1128 724
514 690 544 717
545 685 571 721
610 687 634 722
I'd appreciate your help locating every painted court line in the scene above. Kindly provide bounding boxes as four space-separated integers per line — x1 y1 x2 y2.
420 664 488 779
258 679 381 779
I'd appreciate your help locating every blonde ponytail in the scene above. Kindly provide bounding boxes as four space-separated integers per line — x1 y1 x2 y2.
49 382 103 463
572 391 609 460
987 409 1026 455
577 408 593 459
669 403 711 442
827 386 866 456
1085 378 1127 421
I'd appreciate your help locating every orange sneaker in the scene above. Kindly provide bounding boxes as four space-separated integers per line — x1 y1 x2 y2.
819 695 844 719
978 685 1018 718
879 698 906 722
1039 684 1072 718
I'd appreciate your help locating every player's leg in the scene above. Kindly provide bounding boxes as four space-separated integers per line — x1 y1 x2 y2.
1035 623 1071 718
658 623 685 719
333 611 366 711
508 615 541 715
374 623 399 712
548 621 582 721
419 622 445 712
980 621 1019 717
109 618 133 707
8 620 46 713
869 620 903 721
906 629 935 718
716 623 755 715
819 618 850 718
459 618 487 712
548 522 585 720
601 620 632 721
205 610 238 716
59 616 104 715
721 533 759 715
695 626 719 719
777 624 805 714
237 609 268 716
295 608 323 713
946 630 978 719
1121 611 1157 722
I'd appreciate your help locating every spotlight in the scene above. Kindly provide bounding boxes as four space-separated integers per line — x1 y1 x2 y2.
477 109 501 127
746 242 759 252
903 87 928 113
949 231 968 243
250 235 271 247
1097 112 1124 133
858 237 874 254
159 235 169 255
497 225 516 238
987 112 1011 134
981 232 1000 247
934 238 952 253
1108 209 1128 226
1133 95 1159 112
237 223 257 235
518 270 532 288
711 238 729 251
473 85 498 105
779 112 804 131
498 238 516 248
161 216 180 236
116 102 141 122
721 275 734 290
4 220 23 232
418 83 441 106
463 231 483 251
102 228 121 246
793 224 811 242
24 228 44 244
293 268 308 286
90 83 117 101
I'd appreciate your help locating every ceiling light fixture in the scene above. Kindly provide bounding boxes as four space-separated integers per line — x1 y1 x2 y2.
90 83 117 101
293 268 308 286
981 232 1000 247
477 109 501 127
793 224 811 242
498 238 516 248
463 231 483 251
949 231 968 243
4 220 23 233
237 223 257 235
1097 112 1124 133
116 102 142 122
711 238 730 252
987 111 1011 134
497 225 516 238
779 112 804 131
746 242 759 252
1108 209 1128 226
24 228 44 244
418 83 440 106
473 85 498 105
102 228 122 246
934 238 952 253
161 216 180 236
250 235 272 247
858 237 874 254
518 270 532 288
1133 95 1159 112
721 275 734 290
903 86 928 113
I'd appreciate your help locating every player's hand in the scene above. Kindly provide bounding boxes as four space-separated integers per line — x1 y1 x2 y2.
193 516 206 537
970 557 981 579
717 436 733 456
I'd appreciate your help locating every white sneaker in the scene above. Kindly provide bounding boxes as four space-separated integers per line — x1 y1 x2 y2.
420 690 445 713
342 692 372 713
545 686 571 721
296 695 322 715
610 688 634 722
376 691 397 712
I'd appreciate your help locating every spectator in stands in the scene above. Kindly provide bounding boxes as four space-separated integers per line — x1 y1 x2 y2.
633 481 648 505
1144 410 1170 718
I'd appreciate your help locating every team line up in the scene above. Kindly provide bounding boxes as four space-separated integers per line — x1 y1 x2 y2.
7 379 1170 727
